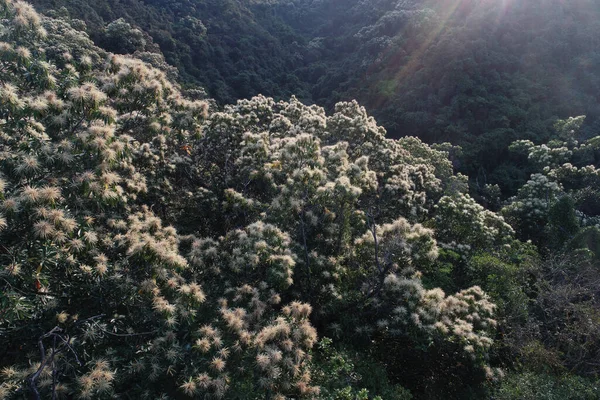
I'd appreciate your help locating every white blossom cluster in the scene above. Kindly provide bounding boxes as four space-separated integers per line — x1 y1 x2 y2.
435 193 514 255
510 139 572 168
504 128 600 234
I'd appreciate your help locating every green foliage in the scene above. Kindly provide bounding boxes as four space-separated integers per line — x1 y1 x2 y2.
28 0 311 103
313 338 412 400
547 195 580 248
494 372 600 400
502 254 600 380
1 1 600 399
570 226 600 261
465 251 532 321
100 18 146 54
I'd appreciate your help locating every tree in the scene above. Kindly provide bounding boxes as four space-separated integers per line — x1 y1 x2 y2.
100 18 146 54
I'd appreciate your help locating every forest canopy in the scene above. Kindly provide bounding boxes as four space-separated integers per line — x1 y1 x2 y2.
23 0 600 194
0 0 599 399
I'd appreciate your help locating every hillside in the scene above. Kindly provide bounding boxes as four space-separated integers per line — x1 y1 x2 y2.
24 0 600 195
281 0 600 192
0 1 600 399
26 0 311 103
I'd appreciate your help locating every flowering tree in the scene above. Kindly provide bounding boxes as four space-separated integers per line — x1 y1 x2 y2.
504 118 600 251
0 1 529 398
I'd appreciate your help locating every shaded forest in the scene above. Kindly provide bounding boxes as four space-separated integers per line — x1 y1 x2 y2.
1 0 600 399
25 0 600 192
